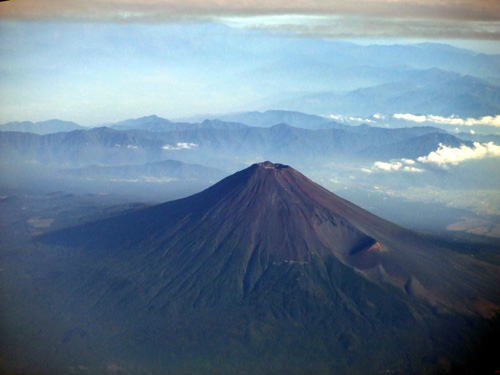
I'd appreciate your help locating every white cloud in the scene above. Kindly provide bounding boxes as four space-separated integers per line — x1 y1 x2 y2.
162 142 198 150
417 142 500 167
373 161 401 171
393 114 427 123
329 114 343 121
350 116 374 123
372 160 423 172
367 141 500 172
329 114 373 124
401 166 423 173
393 114 500 128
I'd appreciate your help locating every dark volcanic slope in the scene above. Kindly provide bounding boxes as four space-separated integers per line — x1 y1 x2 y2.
44 161 499 316
35 162 500 374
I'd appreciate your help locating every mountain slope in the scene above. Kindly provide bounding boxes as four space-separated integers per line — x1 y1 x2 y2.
0 127 167 166
43 161 499 317
7 162 496 374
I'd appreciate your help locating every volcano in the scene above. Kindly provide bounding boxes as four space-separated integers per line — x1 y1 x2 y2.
37 162 500 374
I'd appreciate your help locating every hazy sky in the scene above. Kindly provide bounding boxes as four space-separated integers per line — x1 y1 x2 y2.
2 0 500 40
1 0 499 125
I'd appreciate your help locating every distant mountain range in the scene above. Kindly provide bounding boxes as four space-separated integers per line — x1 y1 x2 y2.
109 115 248 132
2 110 498 212
37 162 500 374
272 68 500 117
0 119 85 134
0 120 461 169
3 23 500 125
184 110 332 129
359 132 473 160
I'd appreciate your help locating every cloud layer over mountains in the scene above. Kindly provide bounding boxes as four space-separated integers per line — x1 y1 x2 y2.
417 142 500 167
394 114 500 128
1 0 499 40
370 142 500 172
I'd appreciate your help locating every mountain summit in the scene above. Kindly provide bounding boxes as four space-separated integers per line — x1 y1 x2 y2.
45 161 499 316
39 161 500 374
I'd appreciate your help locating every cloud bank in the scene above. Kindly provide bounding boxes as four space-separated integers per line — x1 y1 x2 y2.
417 142 500 167
373 159 423 173
1 0 498 22
393 114 500 128
1 0 499 40
367 142 500 172
329 114 375 124
162 142 198 150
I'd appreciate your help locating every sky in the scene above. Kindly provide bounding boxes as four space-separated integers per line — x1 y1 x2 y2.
1 0 500 125
1 0 499 40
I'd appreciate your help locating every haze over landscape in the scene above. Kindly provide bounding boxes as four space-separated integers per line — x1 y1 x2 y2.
1 0 500 374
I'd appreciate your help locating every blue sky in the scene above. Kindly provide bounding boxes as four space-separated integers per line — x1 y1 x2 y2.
0 22 281 124
1 0 499 125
